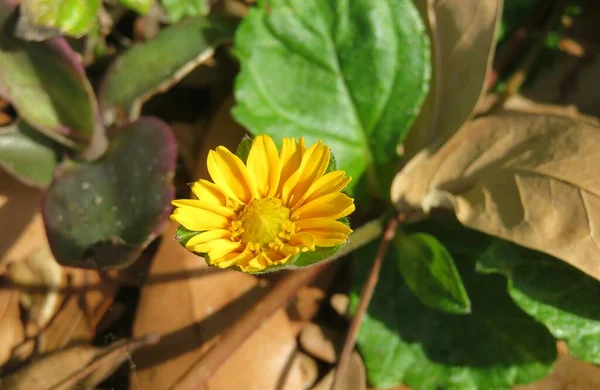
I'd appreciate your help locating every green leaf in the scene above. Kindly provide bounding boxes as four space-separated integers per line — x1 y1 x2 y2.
161 0 209 23
0 1 104 157
100 15 237 125
351 234 556 389
43 118 176 269
118 0 154 14
477 240 600 364
233 0 430 194
0 121 61 188
18 0 100 38
393 232 471 314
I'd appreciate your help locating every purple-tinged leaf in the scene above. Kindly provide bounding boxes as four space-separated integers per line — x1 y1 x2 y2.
0 0 105 158
0 120 62 188
43 118 176 269
99 15 236 126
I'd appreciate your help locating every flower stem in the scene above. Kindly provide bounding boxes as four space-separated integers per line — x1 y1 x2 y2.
331 214 400 390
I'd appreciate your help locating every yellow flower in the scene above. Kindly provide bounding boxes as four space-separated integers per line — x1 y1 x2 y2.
170 135 355 273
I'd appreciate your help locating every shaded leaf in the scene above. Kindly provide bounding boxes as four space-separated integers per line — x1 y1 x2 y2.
0 121 60 188
0 1 104 156
350 237 556 389
17 0 100 39
392 112 600 281
99 16 237 125
161 0 209 23
393 232 470 314
43 118 176 269
233 0 430 193
403 0 502 158
477 240 600 363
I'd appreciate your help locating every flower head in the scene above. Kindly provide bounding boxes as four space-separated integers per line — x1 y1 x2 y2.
170 134 355 273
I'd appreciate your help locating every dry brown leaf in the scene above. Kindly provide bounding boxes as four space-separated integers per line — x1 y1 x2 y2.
36 269 119 355
402 0 502 159
0 283 24 368
311 351 366 390
392 112 600 281
515 354 600 390
299 323 344 364
0 170 45 271
330 293 349 319
1 335 156 390
287 264 338 336
296 351 318 390
8 245 62 331
131 221 303 390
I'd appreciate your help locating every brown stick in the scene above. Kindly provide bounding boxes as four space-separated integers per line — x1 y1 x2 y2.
170 217 386 390
331 216 400 390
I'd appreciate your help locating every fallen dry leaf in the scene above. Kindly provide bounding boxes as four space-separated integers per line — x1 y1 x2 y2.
392 112 600 281
0 169 45 271
311 351 366 390
330 293 350 319
8 245 62 331
402 0 502 158
515 354 600 390
35 268 119 355
287 263 338 336
131 221 303 390
1 335 157 390
296 351 318 390
299 322 344 364
0 282 24 367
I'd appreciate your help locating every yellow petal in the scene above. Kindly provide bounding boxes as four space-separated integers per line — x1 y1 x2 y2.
311 231 348 247
289 232 316 251
293 171 351 210
292 193 355 221
195 239 242 262
170 206 229 231
186 229 231 251
213 252 242 268
207 147 256 204
172 199 236 219
247 135 281 197
191 180 227 206
282 141 330 208
295 218 352 235
278 137 305 195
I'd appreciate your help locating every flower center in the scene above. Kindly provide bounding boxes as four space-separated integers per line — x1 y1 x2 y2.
233 197 294 249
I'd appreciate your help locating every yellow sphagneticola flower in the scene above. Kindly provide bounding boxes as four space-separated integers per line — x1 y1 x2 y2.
170 134 355 273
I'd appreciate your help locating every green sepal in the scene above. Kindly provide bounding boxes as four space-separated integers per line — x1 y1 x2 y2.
235 134 253 163
175 224 202 248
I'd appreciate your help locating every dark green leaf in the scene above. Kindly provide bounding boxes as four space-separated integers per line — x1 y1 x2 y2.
161 0 209 23
393 232 470 314
351 235 556 389
233 0 430 193
0 121 61 187
99 15 237 125
43 118 176 269
477 240 600 364
17 0 100 39
0 1 104 155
